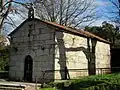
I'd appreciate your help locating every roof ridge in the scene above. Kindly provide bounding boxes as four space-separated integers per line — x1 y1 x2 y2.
9 18 110 44
43 20 110 43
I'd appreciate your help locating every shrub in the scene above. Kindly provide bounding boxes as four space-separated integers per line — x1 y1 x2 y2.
45 73 120 90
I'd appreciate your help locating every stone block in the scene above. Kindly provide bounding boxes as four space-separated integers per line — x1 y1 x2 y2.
13 37 17 42
9 70 16 78
32 30 36 35
54 71 61 79
33 35 37 40
56 32 64 39
44 45 51 49
39 34 51 40
44 55 54 61
20 37 24 42
39 40 45 45
41 28 54 34
49 33 55 39
49 48 55 54
36 49 44 56
30 51 36 57
35 56 43 62
45 40 55 45
59 46 65 54
44 49 49 55
38 28 42 34
10 66 18 72
16 71 24 81
34 41 39 46
21 32 24 36
35 29 39 35
9 60 16 66
36 35 39 40
19 63 24 71
24 36 29 42
30 35 33 41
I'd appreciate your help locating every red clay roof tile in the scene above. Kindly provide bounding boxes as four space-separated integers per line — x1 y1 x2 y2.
9 18 110 44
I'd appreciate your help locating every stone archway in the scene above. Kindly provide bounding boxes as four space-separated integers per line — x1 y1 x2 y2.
24 55 33 82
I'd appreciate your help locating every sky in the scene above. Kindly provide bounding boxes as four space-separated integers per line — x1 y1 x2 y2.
92 0 114 26
2 0 115 35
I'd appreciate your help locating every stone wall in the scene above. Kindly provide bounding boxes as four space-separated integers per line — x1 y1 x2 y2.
9 20 55 82
9 19 111 82
96 41 111 74
54 31 111 79
54 32 88 79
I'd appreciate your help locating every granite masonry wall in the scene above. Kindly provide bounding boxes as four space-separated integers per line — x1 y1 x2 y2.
95 41 111 74
9 19 111 82
9 20 55 82
54 31 111 79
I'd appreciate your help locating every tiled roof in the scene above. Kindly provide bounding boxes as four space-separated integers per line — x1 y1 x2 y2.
9 18 110 44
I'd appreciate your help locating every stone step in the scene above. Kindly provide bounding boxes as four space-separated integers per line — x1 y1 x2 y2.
0 87 23 90
0 84 25 90
0 82 39 90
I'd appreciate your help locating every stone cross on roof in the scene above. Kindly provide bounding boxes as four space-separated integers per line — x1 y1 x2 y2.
28 3 34 19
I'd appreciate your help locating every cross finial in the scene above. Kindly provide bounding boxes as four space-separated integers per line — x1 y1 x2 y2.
28 3 34 19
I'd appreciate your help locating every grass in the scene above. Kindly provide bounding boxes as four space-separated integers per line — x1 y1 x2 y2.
40 73 120 90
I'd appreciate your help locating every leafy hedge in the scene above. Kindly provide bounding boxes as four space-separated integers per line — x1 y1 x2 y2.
42 73 120 90
0 47 9 71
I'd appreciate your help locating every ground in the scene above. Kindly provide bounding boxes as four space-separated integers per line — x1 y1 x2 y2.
0 79 40 90
1 73 120 90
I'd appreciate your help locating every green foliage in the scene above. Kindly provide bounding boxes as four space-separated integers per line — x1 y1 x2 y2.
43 73 120 90
0 35 9 71
0 0 2 8
85 21 120 47
0 47 9 71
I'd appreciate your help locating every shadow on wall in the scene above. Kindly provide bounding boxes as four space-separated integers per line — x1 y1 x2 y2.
66 38 97 75
56 31 97 78
88 38 97 75
56 31 70 80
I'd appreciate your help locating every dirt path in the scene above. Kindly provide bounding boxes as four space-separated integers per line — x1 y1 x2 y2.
0 80 41 90
25 85 36 90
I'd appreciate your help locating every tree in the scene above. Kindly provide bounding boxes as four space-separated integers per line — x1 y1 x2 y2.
0 0 12 34
0 0 30 35
0 35 9 71
107 0 120 27
0 47 9 71
85 21 120 47
102 21 120 46
33 0 97 27
0 0 98 35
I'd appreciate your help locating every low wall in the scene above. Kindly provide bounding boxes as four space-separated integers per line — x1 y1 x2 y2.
0 71 8 79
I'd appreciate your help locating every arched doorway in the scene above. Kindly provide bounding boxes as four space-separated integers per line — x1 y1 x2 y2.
24 55 33 82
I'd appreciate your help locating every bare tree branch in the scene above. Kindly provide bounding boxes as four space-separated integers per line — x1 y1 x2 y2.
0 0 31 34
0 0 13 33
33 0 97 27
107 0 120 26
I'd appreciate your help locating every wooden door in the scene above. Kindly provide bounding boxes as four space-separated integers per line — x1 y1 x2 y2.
24 55 33 82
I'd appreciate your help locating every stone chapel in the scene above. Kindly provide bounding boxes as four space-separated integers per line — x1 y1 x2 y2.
8 6 111 83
